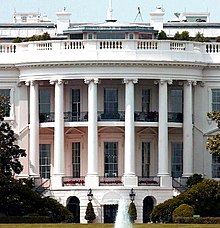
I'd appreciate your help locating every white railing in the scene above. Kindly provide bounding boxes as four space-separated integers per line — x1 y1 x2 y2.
0 39 220 63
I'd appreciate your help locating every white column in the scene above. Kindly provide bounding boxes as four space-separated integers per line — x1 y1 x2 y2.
123 79 138 186
183 80 194 177
84 79 99 185
158 80 169 176
51 80 65 178
27 80 39 176
124 79 137 176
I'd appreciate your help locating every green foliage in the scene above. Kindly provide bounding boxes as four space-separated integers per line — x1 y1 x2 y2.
193 32 209 42
207 111 220 154
158 30 167 40
128 202 137 222
216 36 220 42
187 174 203 188
0 95 26 177
174 31 190 41
0 176 73 222
172 204 194 219
85 202 96 222
174 217 220 224
13 32 51 43
150 179 220 223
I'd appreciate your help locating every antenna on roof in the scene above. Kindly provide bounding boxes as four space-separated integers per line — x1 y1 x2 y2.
134 7 143 22
106 0 117 22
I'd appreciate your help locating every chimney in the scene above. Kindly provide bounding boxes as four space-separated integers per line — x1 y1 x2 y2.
149 6 165 31
56 8 71 35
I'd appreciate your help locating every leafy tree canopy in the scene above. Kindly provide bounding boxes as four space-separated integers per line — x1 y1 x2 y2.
0 95 26 177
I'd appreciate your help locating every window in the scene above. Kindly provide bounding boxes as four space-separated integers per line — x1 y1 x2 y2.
88 34 93 39
212 154 220 178
0 89 10 117
128 34 134 39
72 142 80 178
169 89 183 113
212 89 220 111
39 144 51 178
104 88 118 113
39 89 51 113
142 89 151 113
72 89 80 120
97 33 125 39
171 143 183 178
104 142 118 177
142 142 150 177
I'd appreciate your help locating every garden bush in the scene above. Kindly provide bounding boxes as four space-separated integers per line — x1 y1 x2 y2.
174 217 220 224
172 204 194 219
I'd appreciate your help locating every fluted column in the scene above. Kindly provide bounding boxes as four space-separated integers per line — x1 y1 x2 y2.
183 80 194 177
50 79 65 178
85 79 99 177
158 79 170 176
26 80 39 176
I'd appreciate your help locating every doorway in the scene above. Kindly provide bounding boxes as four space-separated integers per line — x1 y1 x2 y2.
104 204 118 223
143 196 154 223
67 196 80 223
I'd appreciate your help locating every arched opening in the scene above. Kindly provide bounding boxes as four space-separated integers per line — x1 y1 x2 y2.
143 196 154 223
67 196 80 223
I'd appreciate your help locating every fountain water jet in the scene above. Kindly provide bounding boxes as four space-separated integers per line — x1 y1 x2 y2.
114 199 132 228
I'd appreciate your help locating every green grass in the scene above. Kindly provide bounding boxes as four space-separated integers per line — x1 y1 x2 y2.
0 224 219 228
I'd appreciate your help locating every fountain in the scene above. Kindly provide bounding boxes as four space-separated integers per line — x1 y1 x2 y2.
114 199 132 228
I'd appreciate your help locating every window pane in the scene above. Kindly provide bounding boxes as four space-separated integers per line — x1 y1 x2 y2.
142 142 150 177
72 142 80 178
142 89 150 112
104 142 118 177
171 143 183 178
170 89 183 113
212 89 220 111
39 90 51 113
39 144 51 179
0 89 10 117
104 88 118 113
212 154 220 178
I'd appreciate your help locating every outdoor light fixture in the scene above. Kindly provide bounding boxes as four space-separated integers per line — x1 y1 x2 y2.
129 188 135 202
87 188 93 201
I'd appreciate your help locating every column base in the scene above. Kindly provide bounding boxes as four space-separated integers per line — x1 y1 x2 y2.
85 175 99 187
122 175 138 187
159 176 172 188
51 175 64 189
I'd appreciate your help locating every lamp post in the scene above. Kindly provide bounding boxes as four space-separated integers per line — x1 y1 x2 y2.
87 188 93 201
129 188 135 202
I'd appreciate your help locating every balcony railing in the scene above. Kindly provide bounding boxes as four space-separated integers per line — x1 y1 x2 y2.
64 112 88 122
138 176 160 186
135 111 158 122
98 111 125 121
168 112 183 123
99 176 123 186
62 176 85 186
1 39 220 65
39 112 55 122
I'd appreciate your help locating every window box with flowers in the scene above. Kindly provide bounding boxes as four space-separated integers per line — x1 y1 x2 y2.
99 179 123 186
63 179 85 186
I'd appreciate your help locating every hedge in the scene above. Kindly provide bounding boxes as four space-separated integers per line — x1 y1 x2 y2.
174 217 220 224
0 216 52 223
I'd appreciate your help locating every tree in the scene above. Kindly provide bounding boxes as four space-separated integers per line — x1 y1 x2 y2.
186 173 203 188
180 31 190 41
174 32 181 40
207 111 220 155
216 36 220 42
85 201 96 223
0 95 26 177
193 32 209 42
128 201 137 223
158 30 167 40
172 204 194 219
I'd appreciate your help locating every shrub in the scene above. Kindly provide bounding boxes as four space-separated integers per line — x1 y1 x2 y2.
158 30 167 40
173 204 194 219
85 202 96 223
128 202 137 222
187 174 203 187
175 217 220 224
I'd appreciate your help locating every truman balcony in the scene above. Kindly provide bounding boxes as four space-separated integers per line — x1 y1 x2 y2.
1 39 220 68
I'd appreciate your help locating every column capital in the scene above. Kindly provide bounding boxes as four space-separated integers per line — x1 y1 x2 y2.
25 80 36 86
50 79 66 85
185 80 197 86
123 78 138 84
84 78 100 84
154 79 172 85
17 81 23 87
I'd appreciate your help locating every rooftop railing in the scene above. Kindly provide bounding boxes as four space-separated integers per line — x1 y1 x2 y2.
1 39 220 64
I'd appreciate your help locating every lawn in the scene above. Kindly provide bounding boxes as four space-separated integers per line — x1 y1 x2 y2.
0 224 219 228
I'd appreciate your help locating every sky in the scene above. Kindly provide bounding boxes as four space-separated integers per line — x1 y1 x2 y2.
0 0 220 23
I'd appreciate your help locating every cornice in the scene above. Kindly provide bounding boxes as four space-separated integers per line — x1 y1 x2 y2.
15 60 208 70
